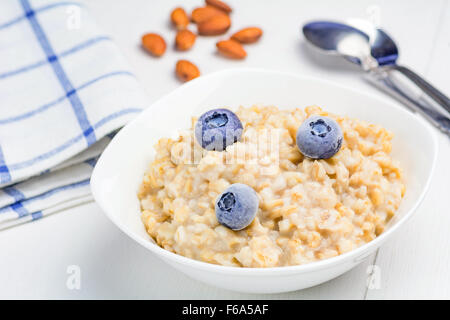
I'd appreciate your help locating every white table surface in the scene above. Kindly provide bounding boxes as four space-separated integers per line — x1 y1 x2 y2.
1 0 449 299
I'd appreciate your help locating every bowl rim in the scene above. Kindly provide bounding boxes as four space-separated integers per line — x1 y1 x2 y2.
91 68 438 275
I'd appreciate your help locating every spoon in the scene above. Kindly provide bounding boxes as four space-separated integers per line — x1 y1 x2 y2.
302 21 377 69
302 20 450 136
348 18 450 114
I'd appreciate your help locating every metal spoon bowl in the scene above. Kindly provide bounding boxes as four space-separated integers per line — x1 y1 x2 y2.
302 21 373 68
302 20 450 137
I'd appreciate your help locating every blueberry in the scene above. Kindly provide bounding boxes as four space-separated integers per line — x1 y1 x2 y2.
195 108 243 151
296 115 343 159
215 183 259 230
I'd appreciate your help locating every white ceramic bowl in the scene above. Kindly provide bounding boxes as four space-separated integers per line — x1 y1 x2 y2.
91 69 437 294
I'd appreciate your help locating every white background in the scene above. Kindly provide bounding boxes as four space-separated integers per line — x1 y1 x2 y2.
0 0 449 299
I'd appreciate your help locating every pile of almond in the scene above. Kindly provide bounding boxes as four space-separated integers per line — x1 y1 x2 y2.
141 0 263 82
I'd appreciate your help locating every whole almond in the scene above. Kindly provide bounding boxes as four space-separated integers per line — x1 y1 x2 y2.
216 39 246 59
205 0 232 13
142 33 166 57
231 27 263 44
175 29 196 51
191 6 225 24
197 14 231 36
170 7 189 30
176 60 200 82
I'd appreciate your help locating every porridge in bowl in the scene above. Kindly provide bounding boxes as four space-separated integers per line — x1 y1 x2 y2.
138 105 405 267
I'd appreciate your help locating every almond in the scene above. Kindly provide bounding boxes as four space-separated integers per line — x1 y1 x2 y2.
205 0 232 13
191 6 225 24
142 33 166 57
231 27 263 44
170 7 189 30
216 39 246 59
197 14 231 36
176 60 200 82
175 29 196 51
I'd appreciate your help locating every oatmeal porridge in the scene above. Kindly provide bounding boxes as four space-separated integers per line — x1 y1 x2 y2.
138 105 405 267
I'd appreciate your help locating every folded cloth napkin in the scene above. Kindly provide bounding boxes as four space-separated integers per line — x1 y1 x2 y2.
0 0 148 229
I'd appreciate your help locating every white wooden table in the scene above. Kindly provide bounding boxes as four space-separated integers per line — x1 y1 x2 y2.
0 0 449 299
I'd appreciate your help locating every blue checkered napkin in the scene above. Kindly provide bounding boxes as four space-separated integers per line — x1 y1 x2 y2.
0 0 148 229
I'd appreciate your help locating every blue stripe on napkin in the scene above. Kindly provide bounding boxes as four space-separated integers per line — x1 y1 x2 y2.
0 1 82 30
3 186 25 202
0 145 11 184
7 107 141 171
0 36 112 80
0 0 148 228
0 71 134 125
20 0 96 146
0 178 90 216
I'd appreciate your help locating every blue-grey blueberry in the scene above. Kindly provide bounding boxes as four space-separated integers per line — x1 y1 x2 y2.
195 108 243 151
215 183 259 230
296 115 343 159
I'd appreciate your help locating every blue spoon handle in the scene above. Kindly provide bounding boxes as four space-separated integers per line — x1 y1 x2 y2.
385 64 450 114
366 68 450 137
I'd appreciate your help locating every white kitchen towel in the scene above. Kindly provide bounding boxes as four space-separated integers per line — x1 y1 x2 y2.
0 0 148 229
